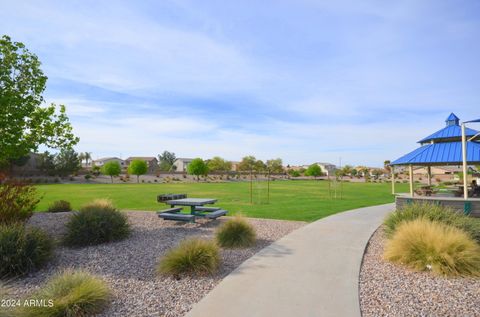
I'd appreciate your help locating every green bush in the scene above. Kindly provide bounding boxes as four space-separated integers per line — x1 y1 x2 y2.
157 238 220 276
384 202 480 243
216 217 256 248
0 180 40 225
47 200 72 213
384 218 480 277
0 223 54 277
21 270 111 317
63 199 130 247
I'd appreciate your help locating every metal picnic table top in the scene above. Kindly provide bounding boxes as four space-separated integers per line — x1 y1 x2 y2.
166 198 217 206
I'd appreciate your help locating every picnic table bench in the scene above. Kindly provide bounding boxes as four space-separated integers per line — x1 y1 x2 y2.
157 196 227 223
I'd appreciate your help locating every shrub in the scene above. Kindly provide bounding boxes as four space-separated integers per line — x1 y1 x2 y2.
384 203 480 243
216 217 256 248
384 219 480 276
47 200 72 213
0 180 40 225
63 199 130 247
0 223 54 277
157 238 220 276
21 270 111 317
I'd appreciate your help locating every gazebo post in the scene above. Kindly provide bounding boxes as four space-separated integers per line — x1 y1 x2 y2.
461 123 468 200
409 164 414 197
427 166 432 186
391 165 395 195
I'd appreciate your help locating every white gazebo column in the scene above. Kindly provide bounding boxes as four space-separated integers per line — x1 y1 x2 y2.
427 166 432 186
391 166 395 195
461 123 468 200
409 165 414 197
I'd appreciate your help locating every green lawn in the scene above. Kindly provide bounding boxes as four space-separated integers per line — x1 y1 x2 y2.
35 180 408 222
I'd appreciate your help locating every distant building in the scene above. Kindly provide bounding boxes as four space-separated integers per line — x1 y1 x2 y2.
229 161 240 172
315 162 337 176
125 157 159 174
92 157 126 168
173 158 194 172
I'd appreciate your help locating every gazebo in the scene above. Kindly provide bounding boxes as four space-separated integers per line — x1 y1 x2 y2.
390 113 480 216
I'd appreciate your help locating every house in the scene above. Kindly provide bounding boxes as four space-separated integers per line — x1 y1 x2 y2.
92 157 126 168
315 162 337 176
229 161 240 172
173 158 194 172
125 157 159 174
11 153 43 176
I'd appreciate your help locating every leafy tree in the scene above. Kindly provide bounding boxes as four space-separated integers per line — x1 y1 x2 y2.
128 159 148 183
305 164 322 179
0 35 78 168
289 170 300 177
38 151 56 176
298 167 306 174
372 169 385 179
158 151 176 171
266 158 284 174
254 160 266 175
84 152 92 167
342 165 353 176
208 157 231 178
351 168 358 177
78 153 86 166
54 148 81 177
187 158 209 181
102 161 121 183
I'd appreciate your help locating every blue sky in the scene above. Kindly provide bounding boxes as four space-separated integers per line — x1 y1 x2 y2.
1 0 479 166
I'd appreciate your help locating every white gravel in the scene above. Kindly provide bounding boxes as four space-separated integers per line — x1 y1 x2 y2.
9 212 305 317
360 226 480 317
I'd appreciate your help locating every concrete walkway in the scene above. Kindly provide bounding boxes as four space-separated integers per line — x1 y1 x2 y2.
186 203 394 317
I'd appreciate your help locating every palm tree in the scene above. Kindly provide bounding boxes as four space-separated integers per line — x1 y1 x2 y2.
78 152 86 166
84 152 92 167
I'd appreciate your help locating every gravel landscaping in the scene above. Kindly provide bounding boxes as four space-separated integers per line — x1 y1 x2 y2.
9 211 305 317
360 226 480 317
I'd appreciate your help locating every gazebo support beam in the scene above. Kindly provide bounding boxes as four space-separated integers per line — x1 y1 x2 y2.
461 123 468 200
409 165 414 197
427 166 432 186
391 166 395 195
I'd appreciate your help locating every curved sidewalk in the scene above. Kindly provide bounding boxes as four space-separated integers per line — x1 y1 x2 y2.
186 203 394 317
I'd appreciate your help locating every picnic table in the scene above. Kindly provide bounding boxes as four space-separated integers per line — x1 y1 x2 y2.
157 197 227 222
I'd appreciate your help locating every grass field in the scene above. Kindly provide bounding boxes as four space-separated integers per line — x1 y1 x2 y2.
35 180 408 222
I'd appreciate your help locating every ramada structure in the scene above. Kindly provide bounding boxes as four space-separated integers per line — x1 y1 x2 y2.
390 113 480 217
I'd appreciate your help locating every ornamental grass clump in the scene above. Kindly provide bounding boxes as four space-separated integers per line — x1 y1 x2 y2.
47 200 72 213
20 269 111 317
157 238 220 276
384 202 480 243
0 223 53 277
216 216 256 248
63 199 130 247
384 218 480 277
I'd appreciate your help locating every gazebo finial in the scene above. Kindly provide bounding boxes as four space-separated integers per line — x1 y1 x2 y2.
445 113 460 126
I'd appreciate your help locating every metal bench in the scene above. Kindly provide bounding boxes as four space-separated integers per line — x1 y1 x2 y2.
158 212 195 222
194 206 221 212
204 210 228 219
156 207 183 214
157 193 187 202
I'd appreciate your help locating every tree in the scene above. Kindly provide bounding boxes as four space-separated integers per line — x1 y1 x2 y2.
372 169 385 180
0 35 78 168
84 152 92 167
305 164 322 179
254 160 266 175
38 151 56 176
238 156 257 173
207 157 231 178
351 168 358 177
128 159 148 183
266 158 284 174
342 165 353 177
78 152 86 166
158 151 176 171
54 148 81 177
102 161 121 183
384 160 391 173
187 158 208 181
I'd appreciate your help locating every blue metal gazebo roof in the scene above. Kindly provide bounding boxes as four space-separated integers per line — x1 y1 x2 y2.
417 113 478 144
391 141 480 166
